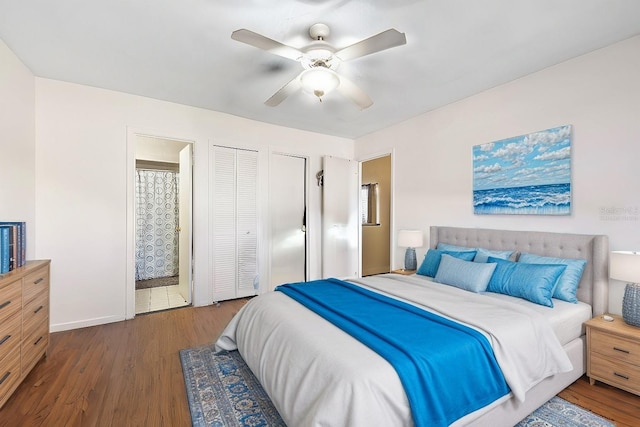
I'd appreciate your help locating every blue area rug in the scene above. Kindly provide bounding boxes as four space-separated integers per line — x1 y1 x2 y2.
516 396 615 427
180 346 615 427
180 347 285 427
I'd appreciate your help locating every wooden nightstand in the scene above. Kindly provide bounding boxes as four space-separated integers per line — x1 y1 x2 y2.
585 314 640 396
391 269 416 275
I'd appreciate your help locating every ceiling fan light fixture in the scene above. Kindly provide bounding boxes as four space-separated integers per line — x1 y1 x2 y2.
299 67 340 100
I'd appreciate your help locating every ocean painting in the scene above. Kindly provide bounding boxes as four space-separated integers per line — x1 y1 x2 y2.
473 125 572 215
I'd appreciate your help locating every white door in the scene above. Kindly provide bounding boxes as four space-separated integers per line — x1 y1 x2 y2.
210 145 258 302
322 156 359 279
270 153 306 288
178 144 193 303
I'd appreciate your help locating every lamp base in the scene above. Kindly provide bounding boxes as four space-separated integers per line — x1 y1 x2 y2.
404 247 417 271
622 283 640 327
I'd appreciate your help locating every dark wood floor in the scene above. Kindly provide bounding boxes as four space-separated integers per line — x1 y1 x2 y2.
1 300 639 426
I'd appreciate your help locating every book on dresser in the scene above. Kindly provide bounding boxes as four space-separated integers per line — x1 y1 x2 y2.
0 226 9 274
0 221 26 274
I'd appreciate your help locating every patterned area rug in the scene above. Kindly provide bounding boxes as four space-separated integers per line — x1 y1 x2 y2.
180 346 614 427
180 347 285 427
516 396 615 427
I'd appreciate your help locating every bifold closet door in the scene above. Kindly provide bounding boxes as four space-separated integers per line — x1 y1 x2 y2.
211 145 258 302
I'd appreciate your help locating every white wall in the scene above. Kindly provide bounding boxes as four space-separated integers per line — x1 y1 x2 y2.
0 40 36 258
356 35 640 315
34 78 352 331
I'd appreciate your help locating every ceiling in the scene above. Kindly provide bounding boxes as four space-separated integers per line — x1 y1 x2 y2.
1 1 640 139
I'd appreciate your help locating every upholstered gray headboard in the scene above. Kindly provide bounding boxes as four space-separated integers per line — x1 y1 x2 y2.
430 226 609 315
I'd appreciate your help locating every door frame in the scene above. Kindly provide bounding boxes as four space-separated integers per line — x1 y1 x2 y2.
125 127 195 319
357 149 395 276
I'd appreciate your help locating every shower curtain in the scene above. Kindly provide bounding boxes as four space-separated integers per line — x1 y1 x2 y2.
135 169 180 281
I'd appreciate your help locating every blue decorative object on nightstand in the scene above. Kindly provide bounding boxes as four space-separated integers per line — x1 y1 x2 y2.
398 230 423 271
404 247 417 270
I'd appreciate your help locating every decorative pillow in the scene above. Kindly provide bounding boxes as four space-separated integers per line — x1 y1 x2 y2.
486 257 567 307
437 243 514 263
416 249 477 277
518 253 587 303
434 254 497 293
437 243 472 252
474 248 514 263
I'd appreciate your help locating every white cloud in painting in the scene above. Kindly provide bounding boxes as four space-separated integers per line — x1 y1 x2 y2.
472 125 572 190
534 146 571 161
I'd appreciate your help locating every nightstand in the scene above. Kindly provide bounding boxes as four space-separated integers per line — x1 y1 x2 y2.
391 269 416 275
585 314 640 396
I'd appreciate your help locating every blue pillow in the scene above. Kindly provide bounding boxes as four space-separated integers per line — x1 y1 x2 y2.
434 254 497 293
474 248 514 263
518 253 587 303
486 257 567 307
417 249 477 277
437 243 514 263
437 243 472 252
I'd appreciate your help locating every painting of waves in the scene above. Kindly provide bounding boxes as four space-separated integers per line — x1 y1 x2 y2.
473 125 572 215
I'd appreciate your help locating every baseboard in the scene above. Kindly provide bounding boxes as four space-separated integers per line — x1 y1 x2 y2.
50 314 126 332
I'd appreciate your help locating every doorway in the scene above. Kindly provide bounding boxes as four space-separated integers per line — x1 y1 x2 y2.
361 154 392 276
133 135 193 314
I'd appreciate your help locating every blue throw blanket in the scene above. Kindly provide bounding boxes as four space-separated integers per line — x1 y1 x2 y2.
276 278 510 427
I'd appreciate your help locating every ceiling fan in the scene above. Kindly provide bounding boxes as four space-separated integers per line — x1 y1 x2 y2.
231 23 406 109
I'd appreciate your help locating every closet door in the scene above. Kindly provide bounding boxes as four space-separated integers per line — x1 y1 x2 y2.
211 145 258 302
322 156 359 279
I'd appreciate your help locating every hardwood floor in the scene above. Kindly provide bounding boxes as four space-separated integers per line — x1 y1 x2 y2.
0 299 248 427
1 299 638 426
559 375 640 427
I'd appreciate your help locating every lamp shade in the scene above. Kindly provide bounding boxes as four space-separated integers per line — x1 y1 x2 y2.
397 230 423 248
610 251 640 283
300 68 340 98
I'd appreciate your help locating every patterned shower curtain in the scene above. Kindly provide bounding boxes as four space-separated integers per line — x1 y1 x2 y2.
135 169 180 281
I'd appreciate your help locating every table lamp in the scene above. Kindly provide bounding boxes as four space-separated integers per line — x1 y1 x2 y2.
398 230 423 271
610 251 640 327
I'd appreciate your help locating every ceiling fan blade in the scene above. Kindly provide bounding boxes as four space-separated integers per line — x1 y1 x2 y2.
231 29 303 61
336 75 373 110
335 29 406 61
265 73 303 107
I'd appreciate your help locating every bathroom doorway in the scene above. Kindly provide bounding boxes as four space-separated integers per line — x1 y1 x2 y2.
133 135 193 314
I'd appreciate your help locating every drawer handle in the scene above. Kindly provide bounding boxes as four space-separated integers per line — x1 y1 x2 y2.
34 336 43 346
613 347 630 354
34 278 44 285
0 300 11 310
0 335 10 345
614 372 630 380
34 305 44 314
0 371 10 385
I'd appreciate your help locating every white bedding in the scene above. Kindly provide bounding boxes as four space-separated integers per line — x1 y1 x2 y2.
215 274 575 427
401 273 593 346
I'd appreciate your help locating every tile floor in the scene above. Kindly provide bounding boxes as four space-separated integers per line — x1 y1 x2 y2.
135 284 189 314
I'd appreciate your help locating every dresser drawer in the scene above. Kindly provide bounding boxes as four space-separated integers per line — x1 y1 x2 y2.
22 266 49 304
21 320 48 375
0 312 22 363
0 346 21 404
590 352 640 395
590 329 640 365
0 279 21 324
23 290 48 339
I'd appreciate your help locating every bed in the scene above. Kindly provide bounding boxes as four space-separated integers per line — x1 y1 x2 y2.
215 226 609 426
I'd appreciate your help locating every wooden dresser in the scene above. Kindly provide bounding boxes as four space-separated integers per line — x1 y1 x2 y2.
0 260 50 409
585 314 640 396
